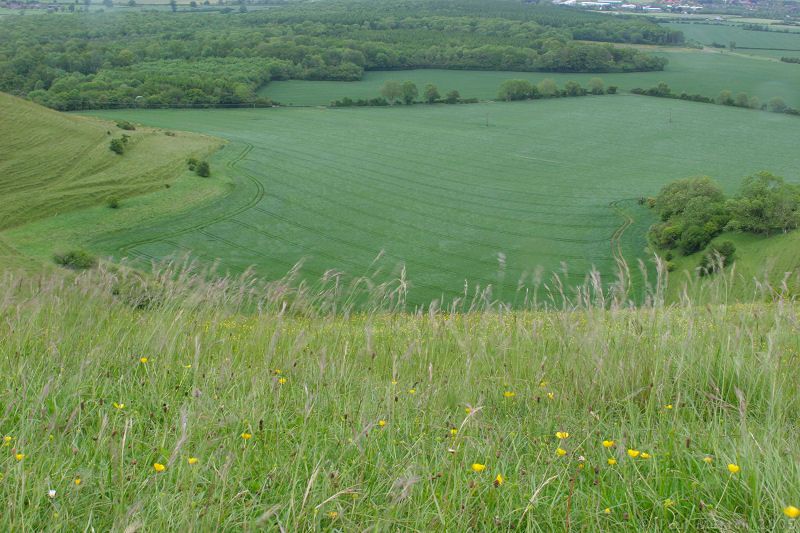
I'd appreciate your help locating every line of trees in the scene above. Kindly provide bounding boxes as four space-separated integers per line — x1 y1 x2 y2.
331 82 469 107
631 82 799 116
648 173 800 257
781 57 800 64
0 1 676 110
497 77 617 101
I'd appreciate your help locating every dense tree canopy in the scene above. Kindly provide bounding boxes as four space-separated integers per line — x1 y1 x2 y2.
0 0 677 110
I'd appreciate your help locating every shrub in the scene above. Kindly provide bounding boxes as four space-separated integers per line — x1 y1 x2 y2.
109 138 125 155
108 197 120 209
187 157 198 171
53 249 97 270
678 225 711 255
195 161 211 177
699 241 736 276
116 120 136 131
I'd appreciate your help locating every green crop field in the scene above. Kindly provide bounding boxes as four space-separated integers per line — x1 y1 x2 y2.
7 95 791 305
667 22 800 52
261 51 800 108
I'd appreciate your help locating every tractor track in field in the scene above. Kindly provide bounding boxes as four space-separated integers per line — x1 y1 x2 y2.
114 142 263 259
609 199 636 266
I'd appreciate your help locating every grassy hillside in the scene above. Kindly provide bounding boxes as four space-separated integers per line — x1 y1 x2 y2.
0 264 799 530
262 50 800 108
0 92 223 268
75 96 800 305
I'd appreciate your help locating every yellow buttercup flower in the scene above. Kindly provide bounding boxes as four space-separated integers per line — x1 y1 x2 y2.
188 457 199 465
241 432 252 440
539 380 548 388
15 453 25 461
74 478 81 485
3 436 12 446
547 392 555 400
603 508 611 514
664 498 675 508
727 463 740 474
703 456 713 464
378 420 386 428
555 431 569 439
153 463 166 472
627 449 640 458
139 357 148 364
278 377 287 385
112 402 125 410
408 389 416 395
641 452 652 459
503 391 516 398
450 428 458 436
327 511 338 520
784 506 800 519
273 369 281 375
602 440 615 448
556 448 567 457
183 364 192 369
494 474 504 487
465 407 471 414
391 379 398 385
607 458 617 465
664 404 673 410
471 463 486 472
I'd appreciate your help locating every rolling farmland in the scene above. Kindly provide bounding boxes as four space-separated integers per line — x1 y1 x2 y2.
32 95 795 305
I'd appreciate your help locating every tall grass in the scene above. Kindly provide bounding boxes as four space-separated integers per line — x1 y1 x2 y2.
0 259 798 531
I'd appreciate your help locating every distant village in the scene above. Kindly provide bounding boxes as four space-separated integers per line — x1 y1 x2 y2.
550 0 797 16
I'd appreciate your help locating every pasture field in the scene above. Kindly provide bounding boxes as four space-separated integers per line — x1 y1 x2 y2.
1 263 800 530
667 22 800 49
262 50 800 108
12 95 786 305
0 92 221 269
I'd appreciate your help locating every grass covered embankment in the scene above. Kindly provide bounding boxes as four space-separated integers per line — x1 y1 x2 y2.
0 263 798 530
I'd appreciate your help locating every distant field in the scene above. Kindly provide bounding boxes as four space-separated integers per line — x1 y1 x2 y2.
667 22 800 56
40 96 798 305
262 51 800 108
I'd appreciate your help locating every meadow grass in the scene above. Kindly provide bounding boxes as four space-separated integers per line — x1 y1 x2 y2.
71 96 800 306
1 260 799 531
261 50 800 108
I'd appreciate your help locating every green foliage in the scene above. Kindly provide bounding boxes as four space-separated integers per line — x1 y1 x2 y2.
109 138 125 155
53 249 97 269
699 240 736 276
400 81 418 105
108 197 120 209
0 2 674 110
444 89 461 104
187 157 198 171
498 79 535 101
588 77 604 95
726 172 800 235
115 120 136 130
195 161 211 177
768 96 788 113
423 83 440 104
654 176 725 222
380 80 403 104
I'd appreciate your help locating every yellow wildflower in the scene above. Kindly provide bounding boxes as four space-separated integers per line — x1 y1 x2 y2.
74 478 81 486
241 432 252 440
641 452 652 459
3 436 11 446
602 440 615 448
555 431 569 439
465 407 471 414
784 506 800 519
112 402 125 410
556 448 567 457
153 463 166 472
273 369 281 375
378 420 386 428
603 508 611 514
188 457 199 465
494 474 504 487
139 357 148 364
15 453 25 461
183 364 192 369
627 449 640 458
408 389 416 395
547 392 555 400
727 463 740 474
450 428 458 436
471 463 487 472
503 391 516 398
607 458 617 465
664 498 675 508
703 456 713 464
664 404 673 410
278 377 287 384
327 511 338 520
539 380 548 388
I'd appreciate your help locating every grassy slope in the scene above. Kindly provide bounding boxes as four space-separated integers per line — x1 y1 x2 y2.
81 97 799 305
0 92 223 269
667 231 800 302
261 50 800 108
0 266 799 530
